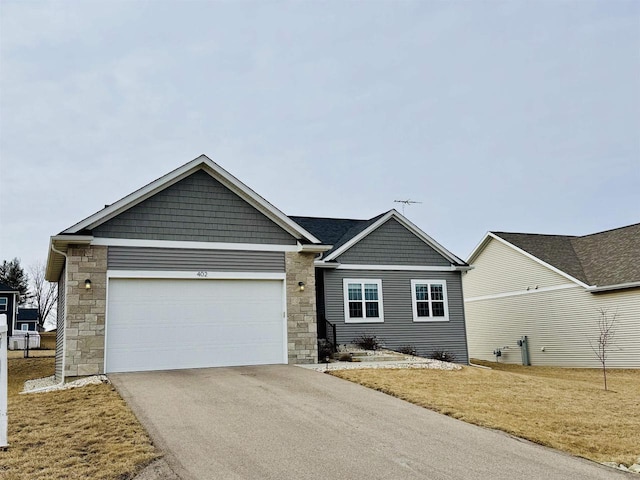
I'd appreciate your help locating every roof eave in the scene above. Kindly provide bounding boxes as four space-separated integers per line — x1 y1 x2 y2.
586 281 640 293
45 235 94 282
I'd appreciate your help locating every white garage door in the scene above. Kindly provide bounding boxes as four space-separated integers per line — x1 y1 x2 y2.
105 278 286 373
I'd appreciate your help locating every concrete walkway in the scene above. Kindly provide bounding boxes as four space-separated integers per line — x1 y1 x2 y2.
110 365 630 480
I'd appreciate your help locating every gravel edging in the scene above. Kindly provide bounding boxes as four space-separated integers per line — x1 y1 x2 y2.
22 375 110 394
299 358 462 372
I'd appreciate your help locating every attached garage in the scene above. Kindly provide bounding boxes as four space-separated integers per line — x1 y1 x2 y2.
105 277 286 373
46 155 324 380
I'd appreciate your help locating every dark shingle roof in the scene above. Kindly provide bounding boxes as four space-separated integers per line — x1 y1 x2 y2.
17 308 39 321
493 222 640 287
290 212 388 258
0 282 18 292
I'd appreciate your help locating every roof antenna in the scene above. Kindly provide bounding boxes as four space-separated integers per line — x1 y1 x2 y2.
394 199 422 215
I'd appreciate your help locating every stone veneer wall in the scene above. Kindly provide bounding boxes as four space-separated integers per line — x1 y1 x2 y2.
285 251 318 364
64 245 108 377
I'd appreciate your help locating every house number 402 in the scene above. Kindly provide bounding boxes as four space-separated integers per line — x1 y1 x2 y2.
196 271 208 278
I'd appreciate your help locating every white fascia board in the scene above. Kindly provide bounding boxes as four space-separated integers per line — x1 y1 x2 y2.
488 233 591 289
46 235 94 282
107 270 286 281
91 237 300 252
336 264 469 272
466 232 493 264
314 261 340 269
323 210 465 266
62 155 322 244
298 244 333 253
586 281 640 293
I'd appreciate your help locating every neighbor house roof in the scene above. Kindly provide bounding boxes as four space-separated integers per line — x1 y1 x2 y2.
17 308 39 322
0 282 18 293
291 210 468 266
470 222 640 291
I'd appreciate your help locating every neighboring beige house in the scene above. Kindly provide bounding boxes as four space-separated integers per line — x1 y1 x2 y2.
463 223 640 368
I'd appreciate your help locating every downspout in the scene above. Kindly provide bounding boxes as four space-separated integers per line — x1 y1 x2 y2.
26 243 70 392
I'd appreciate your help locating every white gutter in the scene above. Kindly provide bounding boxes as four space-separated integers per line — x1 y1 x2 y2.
586 281 640 293
298 244 333 253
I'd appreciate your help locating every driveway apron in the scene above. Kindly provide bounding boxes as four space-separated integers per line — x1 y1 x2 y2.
109 365 628 480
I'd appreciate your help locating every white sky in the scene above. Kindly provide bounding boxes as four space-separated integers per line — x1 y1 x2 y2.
1 0 639 272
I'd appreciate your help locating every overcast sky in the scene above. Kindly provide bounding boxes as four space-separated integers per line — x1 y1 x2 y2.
1 0 639 274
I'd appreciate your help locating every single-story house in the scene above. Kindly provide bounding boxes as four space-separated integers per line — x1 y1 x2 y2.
463 223 640 368
0 282 19 337
16 308 40 332
46 155 470 380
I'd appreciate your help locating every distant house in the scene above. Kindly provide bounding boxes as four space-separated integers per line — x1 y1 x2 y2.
17 308 40 332
0 282 19 336
463 223 640 368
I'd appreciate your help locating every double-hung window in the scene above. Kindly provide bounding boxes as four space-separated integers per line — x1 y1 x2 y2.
343 279 384 323
411 280 449 322
0 298 7 312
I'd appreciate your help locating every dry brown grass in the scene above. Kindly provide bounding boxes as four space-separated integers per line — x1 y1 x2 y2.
7 350 55 359
0 358 159 480
331 360 640 466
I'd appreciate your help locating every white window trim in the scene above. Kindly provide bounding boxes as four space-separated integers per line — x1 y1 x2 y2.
343 279 384 323
411 279 450 322
0 298 7 311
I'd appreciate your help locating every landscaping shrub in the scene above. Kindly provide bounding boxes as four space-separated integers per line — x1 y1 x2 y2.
430 350 456 362
337 352 353 362
353 334 381 351
397 345 417 356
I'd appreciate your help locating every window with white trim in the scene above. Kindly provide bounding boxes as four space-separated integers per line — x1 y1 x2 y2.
0 298 7 311
411 280 449 322
343 279 384 323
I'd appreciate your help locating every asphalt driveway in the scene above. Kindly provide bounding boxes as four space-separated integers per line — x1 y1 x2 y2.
110 365 628 480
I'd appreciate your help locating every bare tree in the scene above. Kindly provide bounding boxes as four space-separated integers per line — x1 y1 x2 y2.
589 308 619 391
29 262 58 330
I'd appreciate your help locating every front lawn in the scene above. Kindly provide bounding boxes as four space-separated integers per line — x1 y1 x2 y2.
0 357 158 480
331 361 639 467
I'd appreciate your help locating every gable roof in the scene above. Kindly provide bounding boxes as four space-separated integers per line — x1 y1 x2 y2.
469 222 640 291
60 155 321 244
291 210 467 266
47 155 328 281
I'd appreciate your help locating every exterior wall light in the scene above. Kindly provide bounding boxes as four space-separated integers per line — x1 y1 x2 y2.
298 281 305 292
85 279 92 290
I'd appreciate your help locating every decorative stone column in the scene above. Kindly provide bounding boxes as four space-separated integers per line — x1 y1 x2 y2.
285 251 317 364
64 245 108 377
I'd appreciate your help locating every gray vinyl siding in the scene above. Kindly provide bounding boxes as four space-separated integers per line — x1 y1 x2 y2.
108 247 285 272
55 267 66 381
93 170 297 245
323 269 468 363
335 218 451 266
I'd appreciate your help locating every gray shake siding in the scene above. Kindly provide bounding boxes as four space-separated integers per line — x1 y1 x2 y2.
108 247 285 272
335 218 451 266
324 269 468 363
93 170 296 245
55 266 66 380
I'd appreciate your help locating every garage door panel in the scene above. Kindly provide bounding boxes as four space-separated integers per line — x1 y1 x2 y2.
106 278 285 373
